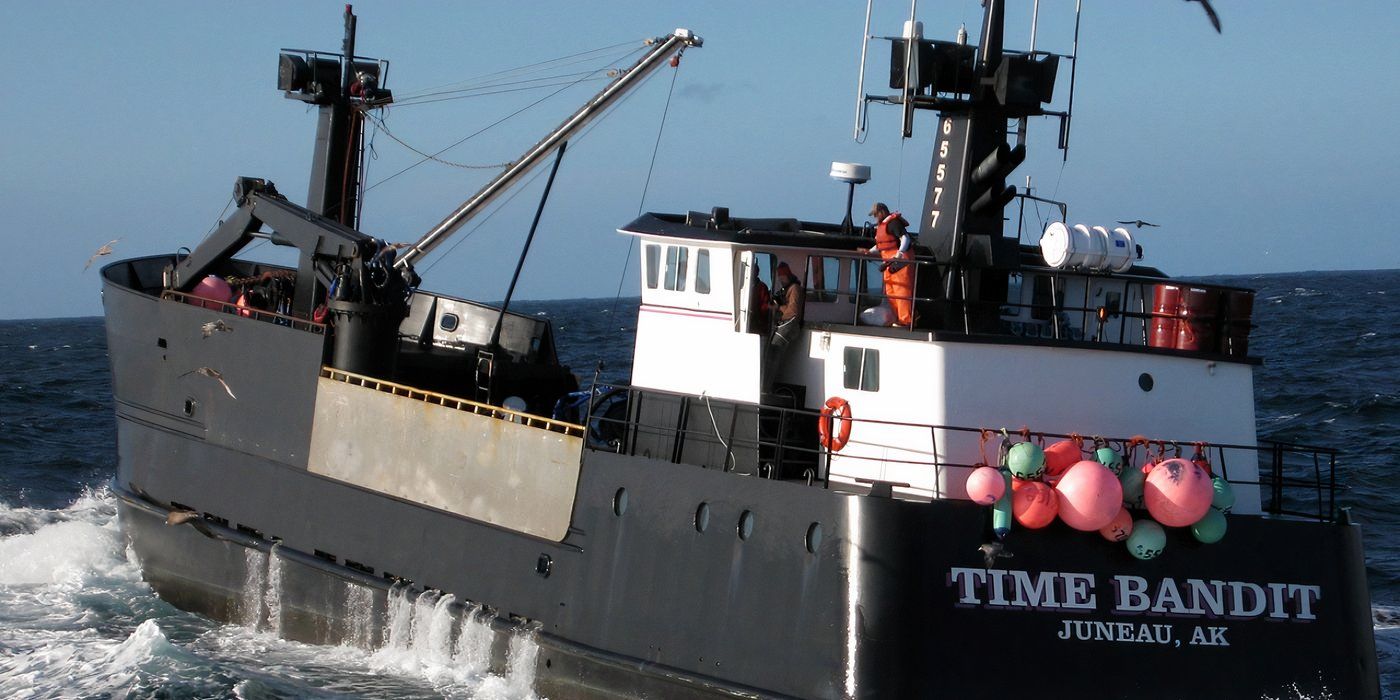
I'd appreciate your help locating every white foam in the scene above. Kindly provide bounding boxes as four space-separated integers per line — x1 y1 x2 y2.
266 545 284 637
343 579 376 649
0 489 129 587
0 491 546 697
0 618 208 697
368 586 543 698
240 548 267 629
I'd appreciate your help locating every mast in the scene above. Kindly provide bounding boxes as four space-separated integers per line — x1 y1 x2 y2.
396 29 704 270
292 5 389 230
876 1 1057 326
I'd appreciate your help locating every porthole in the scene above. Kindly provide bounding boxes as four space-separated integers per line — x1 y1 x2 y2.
694 502 710 533
439 313 460 332
737 510 755 540
1138 373 1154 392
613 487 628 517
805 522 823 554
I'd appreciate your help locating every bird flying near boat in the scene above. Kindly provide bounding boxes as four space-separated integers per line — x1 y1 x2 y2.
84 239 121 271
1186 0 1222 33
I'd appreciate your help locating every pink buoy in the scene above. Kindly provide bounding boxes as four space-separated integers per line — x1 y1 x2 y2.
1054 460 1124 531
1099 506 1134 542
1144 457 1215 527
190 275 233 310
965 466 1006 506
1043 440 1081 481
1012 479 1058 529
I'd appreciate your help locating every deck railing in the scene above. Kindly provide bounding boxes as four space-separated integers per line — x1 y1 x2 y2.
584 385 1341 522
322 367 585 438
161 290 327 334
798 253 1254 359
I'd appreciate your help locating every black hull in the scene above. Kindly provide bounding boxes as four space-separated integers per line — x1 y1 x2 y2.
103 266 1380 699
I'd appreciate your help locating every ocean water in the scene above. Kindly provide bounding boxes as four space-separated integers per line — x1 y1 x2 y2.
0 270 1397 698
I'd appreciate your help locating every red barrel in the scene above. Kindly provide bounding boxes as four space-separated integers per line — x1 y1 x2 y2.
1221 290 1254 357
1176 287 1221 352
1149 284 1182 348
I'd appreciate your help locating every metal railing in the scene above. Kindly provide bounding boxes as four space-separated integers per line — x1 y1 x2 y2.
584 385 1341 522
322 367 585 438
798 252 1254 358
161 290 327 334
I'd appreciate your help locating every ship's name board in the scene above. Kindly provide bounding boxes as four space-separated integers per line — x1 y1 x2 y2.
947 566 1320 622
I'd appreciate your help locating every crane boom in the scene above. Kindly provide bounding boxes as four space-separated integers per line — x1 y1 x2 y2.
396 28 703 269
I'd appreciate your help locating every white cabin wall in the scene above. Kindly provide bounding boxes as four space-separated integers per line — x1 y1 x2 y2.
819 335 1260 512
630 238 762 403
936 344 1259 512
632 309 761 402
821 333 947 498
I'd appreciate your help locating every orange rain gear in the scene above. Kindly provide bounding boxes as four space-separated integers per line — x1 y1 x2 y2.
875 213 914 325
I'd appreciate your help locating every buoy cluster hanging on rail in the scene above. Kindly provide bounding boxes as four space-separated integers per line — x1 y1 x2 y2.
964 433 1236 562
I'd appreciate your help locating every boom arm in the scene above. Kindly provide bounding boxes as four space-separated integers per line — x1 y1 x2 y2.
170 178 387 317
395 28 703 269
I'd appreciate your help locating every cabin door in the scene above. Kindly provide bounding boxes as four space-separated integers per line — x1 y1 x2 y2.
736 250 774 335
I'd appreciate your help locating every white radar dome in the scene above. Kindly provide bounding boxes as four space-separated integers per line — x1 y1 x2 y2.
829 162 871 184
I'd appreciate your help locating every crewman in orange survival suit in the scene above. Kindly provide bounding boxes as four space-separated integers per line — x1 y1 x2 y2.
862 202 915 326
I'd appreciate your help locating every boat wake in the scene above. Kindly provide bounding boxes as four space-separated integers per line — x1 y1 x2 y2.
0 489 544 699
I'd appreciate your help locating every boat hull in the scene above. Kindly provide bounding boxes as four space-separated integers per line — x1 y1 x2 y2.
103 271 1380 699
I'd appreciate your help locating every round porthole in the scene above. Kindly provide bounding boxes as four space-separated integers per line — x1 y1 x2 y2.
1138 373 1154 392
737 510 755 540
805 522 823 554
694 502 710 533
613 487 628 517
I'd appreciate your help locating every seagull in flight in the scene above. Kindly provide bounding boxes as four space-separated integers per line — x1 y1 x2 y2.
1116 219 1161 229
1186 0 1222 33
979 542 1015 568
181 367 237 399
84 239 121 271
200 320 234 338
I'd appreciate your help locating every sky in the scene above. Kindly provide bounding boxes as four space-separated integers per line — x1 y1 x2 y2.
1 1 1397 320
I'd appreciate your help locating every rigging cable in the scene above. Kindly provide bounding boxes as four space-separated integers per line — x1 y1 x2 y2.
203 194 236 239
610 52 684 316
362 52 634 195
393 72 617 107
417 76 656 276
356 116 380 225
394 40 638 101
363 111 515 170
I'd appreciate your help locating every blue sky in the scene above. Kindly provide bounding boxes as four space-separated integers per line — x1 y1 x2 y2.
1 1 1396 320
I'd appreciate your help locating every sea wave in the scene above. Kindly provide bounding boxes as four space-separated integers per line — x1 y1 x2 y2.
0 490 544 699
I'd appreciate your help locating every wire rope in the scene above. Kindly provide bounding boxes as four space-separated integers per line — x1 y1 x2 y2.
610 59 682 316
394 40 638 100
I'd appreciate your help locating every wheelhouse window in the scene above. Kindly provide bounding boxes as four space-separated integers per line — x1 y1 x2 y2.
696 249 711 294
645 244 661 290
665 246 689 291
842 347 880 391
805 256 842 303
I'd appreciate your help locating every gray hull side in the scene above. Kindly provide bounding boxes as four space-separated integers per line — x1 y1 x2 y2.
102 271 1381 699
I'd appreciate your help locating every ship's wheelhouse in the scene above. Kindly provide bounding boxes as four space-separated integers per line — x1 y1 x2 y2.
621 212 1263 513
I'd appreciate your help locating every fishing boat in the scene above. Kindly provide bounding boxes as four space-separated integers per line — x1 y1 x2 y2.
99 3 1379 697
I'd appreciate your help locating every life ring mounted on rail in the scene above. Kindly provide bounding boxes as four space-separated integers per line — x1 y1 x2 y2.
818 396 853 451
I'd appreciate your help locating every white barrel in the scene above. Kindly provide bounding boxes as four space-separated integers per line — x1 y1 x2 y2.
1106 227 1137 272
1042 222 1138 272
1039 221 1071 267
1087 226 1114 271
1039 222 1096 269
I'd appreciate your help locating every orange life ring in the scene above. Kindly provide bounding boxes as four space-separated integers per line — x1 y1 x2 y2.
818 397 853 451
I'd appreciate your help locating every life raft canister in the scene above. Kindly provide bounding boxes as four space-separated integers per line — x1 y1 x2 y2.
818 396 853 451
